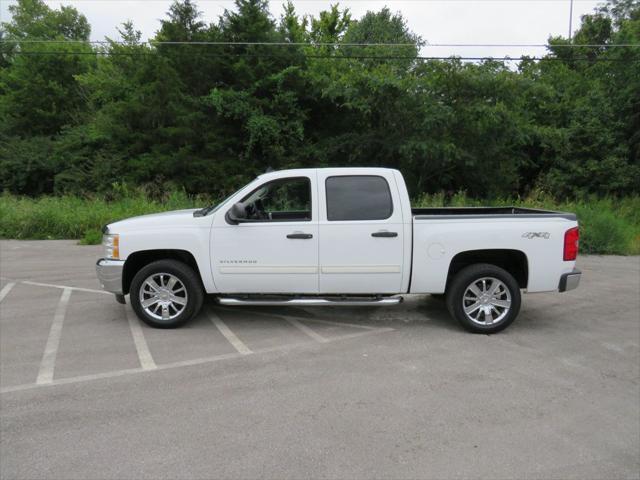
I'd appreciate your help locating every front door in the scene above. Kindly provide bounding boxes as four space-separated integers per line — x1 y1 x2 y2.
211 173 319 294
317 172 405 294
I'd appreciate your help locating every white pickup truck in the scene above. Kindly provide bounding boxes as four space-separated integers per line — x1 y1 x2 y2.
96 168 581 333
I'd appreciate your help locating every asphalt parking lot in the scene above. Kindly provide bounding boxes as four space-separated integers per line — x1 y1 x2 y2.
1 240 639 480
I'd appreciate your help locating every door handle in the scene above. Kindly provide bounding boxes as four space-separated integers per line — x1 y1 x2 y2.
287 233 313 239
371 231 398 238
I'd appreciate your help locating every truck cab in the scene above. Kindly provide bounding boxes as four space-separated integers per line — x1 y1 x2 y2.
211 168 410 295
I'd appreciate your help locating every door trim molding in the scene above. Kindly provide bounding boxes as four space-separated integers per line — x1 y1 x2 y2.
219 265 318 274
320 265 401 274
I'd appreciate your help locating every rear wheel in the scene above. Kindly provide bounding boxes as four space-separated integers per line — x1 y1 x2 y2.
446 263 521 334
130 259 204 328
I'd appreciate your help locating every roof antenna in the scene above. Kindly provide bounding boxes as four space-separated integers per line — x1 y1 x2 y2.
265 166 274 173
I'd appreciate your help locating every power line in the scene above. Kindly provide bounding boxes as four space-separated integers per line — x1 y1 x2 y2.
32 0 605 2
2 40 638 48
7 51 639 62
6 40 419 47
424 43 637 48
32 0 606 2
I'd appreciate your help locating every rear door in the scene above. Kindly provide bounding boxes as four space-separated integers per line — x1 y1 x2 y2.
317 171 405 294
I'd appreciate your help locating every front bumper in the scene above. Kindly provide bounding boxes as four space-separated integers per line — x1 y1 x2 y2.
559 268 581 292
96 258 125 295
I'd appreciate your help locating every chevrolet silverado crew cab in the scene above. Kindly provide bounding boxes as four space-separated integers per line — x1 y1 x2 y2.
96 168 581 333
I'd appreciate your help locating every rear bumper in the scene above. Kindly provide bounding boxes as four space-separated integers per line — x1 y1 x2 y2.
96 258 125 295
559 268 581 292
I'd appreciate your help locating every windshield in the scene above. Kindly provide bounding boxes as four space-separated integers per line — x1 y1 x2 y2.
195 179 255 216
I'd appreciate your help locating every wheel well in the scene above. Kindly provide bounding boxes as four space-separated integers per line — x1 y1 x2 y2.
122 250 202 295
446 249 528 289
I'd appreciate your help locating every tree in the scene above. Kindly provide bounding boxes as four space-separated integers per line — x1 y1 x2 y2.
0 0 93 137
2 0 90 40
0 0 637 198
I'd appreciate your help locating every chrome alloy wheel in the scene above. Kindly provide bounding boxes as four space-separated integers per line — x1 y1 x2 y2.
139 272 188 321
462 277 512 326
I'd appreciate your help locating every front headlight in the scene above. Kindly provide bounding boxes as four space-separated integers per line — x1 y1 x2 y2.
102 234 120 259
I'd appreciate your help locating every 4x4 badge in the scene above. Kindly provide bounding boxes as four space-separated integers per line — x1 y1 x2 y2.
522 232 550 239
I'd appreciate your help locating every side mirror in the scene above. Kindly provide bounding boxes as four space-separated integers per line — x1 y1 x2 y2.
226 202 247 224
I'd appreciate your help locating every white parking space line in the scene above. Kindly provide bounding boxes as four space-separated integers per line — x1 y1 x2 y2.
326 327 395 341
124 305 157 370
209 311 253 355
36 288 72 385
284 317 329 343
216 306 384 331
22 280 110 295
300 316 383 330
1 277 395 393
0 282 16 303
0 326 394 394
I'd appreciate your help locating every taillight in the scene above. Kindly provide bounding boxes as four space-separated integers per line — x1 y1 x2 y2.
564 227 579 261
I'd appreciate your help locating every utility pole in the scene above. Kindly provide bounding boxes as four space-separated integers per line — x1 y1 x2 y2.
568 0 574 40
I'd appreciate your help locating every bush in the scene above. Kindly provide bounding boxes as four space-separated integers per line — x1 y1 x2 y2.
1 190 638 255
79 229 103 245
0 189 204 243
573 206 632 254
413 192 639 255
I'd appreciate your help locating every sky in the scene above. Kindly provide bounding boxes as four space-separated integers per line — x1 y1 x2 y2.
0 0 605 59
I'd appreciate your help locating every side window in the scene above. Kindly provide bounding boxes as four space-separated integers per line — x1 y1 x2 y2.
241 177 311 221
326 176 393 221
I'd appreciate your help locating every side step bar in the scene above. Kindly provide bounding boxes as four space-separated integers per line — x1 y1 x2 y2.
216 296 403 307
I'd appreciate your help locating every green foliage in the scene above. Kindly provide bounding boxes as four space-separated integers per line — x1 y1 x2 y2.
0 1 93 137
572 204 634 254
0 135 55 193
0 0 638 205
413 192 640 255
2 191 638 255
3 0 90 40
0 188 203 242
79 228 103 245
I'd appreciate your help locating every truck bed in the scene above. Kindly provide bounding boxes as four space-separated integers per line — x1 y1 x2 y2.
412 206 576 221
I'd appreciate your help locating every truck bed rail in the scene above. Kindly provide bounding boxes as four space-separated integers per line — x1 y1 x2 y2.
412 206 576 221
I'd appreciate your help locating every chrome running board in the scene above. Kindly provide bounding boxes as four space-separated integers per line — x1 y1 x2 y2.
216 296 403 307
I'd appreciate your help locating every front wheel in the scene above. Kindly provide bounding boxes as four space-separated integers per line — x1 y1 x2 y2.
130 259 204 328
446 264 521 334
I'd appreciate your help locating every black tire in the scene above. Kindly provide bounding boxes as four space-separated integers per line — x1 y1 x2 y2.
445 263 521 334
130 259 204 328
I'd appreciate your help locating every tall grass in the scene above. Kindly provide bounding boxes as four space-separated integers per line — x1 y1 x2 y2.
0 189 203 245
414 191 640 255
1 190 638 255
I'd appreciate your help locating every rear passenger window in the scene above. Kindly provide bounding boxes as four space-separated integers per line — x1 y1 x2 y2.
326 176 393 221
